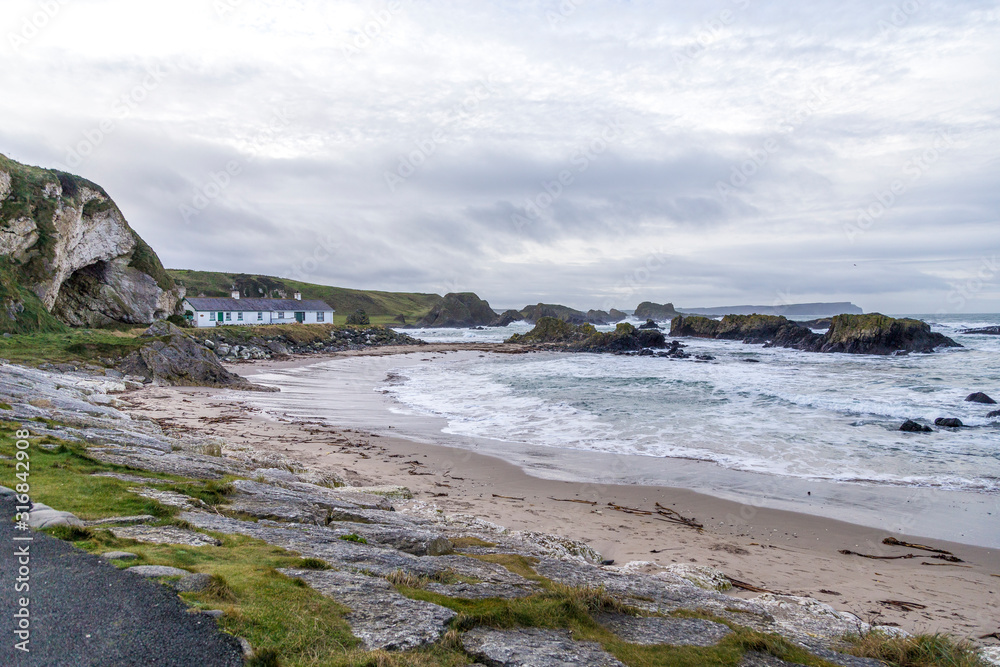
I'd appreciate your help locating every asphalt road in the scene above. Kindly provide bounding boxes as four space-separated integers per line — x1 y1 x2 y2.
0 496 245 666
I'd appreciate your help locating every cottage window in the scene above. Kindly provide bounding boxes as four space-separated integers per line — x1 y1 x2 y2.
238 312 243 321
257 312 263 320
225 312 232 321
317 312 325 322
278 312 285 319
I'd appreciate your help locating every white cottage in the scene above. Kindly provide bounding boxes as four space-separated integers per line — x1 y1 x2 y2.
183 291 335 328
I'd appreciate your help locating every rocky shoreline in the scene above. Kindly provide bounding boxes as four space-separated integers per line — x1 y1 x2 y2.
3 357 999 665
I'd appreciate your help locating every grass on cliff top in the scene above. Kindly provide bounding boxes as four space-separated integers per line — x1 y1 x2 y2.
0 327 147 366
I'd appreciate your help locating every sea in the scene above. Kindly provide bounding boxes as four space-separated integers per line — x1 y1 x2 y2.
236 313 1000 547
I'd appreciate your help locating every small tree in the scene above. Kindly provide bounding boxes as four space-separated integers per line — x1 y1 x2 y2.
346 309 370 325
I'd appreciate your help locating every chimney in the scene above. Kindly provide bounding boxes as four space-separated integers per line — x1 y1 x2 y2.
294 291 302 301
231 289 240 300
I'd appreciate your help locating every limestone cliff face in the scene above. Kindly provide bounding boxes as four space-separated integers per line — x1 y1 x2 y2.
0 153 181 328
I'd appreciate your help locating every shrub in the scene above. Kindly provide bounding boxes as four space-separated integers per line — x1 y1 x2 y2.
346 309 370 326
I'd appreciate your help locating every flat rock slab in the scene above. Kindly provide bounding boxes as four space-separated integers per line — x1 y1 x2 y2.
110 525 222 547
739 653 807 667
280 568 456 651
129 565 191 577
101 551 139 561
462 628 626 666
599 614 732 647
181 512 461 578
129 486 206 509
86 514 159 527
797 640 887 667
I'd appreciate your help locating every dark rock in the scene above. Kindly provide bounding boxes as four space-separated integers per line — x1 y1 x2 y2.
959 326 1000 335
671 313 961 356
609 309 628 322
934 418 964 428
638 319 662 330
900 420 932 433
507 319 667 353
118 323 268 389
493 309 525 327
518 303 590 325
988 410 1000 419
417 293 498 328
599 614 732 646
695 355 715 361
966 392 997 404
817 314 960 355
462 628 626 667
586 309 614 325
635 301 680 321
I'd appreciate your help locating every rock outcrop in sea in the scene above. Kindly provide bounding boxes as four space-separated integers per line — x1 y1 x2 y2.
506 318 666 352
670 313 961 355
0 153 183 330
634 301 680 321
416 292 499 328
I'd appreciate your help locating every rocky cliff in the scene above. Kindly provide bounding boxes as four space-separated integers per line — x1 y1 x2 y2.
0 153 181 330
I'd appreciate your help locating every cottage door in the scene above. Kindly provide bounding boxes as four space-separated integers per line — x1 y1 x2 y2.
295 312 305 323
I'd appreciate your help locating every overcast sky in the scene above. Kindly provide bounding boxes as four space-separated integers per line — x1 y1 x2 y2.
2 0 998 313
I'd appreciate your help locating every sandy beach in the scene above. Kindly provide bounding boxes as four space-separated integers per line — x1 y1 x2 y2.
120 346 1000 646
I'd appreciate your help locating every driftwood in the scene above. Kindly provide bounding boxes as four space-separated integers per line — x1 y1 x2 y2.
840 550 916 560
607 502 653 516
840 550 963 563
549 497 598 506
727 577 777 594
882 537 953 555
655 503 703 530
921 562 973 568
980 632 1000 641
492 494 526 501
879 600 927 612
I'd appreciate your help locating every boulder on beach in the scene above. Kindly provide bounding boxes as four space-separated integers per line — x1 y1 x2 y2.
118 322 265 389
934 418 964 428
900 420 932 433
965 392 997 405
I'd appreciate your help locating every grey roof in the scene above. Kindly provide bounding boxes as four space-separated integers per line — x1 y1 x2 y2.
184 297 334 312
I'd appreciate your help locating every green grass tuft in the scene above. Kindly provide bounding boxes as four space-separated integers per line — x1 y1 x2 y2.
847 631 989 667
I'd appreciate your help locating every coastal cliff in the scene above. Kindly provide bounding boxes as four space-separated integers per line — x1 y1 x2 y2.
0 153 181 331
